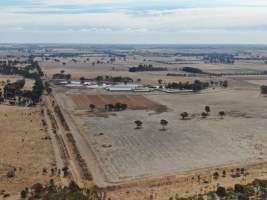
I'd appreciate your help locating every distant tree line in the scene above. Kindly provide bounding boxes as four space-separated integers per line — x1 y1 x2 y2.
0 59 29 65
203 54 235 64
181 67 204 74
52 70 71 80
93 75 133 84
168 71 267 77
207 71 267 76
129 64 167 72
165 80 209 92
42 53 83 58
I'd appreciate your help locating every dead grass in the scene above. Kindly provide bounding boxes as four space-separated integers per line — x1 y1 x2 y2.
0 105 56 193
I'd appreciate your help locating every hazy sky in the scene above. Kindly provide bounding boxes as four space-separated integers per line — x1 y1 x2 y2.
0 0 267 44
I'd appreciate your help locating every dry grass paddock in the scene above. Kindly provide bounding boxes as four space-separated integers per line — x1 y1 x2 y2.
0 105 56 194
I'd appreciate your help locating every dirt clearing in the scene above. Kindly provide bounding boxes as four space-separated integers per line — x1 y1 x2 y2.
71 94 164 111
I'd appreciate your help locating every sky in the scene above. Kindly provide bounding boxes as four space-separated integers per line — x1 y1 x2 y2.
0 0 267 44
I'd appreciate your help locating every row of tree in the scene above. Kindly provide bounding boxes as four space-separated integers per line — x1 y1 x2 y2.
20 180 104 200
203 54 235 64
181 67 204 74
129 64 167 72
165 80 210 91
89 103 128 112
19 177 267 200
93 75 133 84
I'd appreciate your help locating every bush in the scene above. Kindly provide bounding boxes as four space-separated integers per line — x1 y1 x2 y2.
7 169 15 178
216 186 227 197
234 184 244 193
22 180 104 200
32 183 43 196
261 85 267 94
20 190 27 198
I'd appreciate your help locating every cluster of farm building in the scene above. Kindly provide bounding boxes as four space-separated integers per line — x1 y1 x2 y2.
54 79 198 94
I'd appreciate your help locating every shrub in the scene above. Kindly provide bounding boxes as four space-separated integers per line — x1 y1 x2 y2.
216 186 227 197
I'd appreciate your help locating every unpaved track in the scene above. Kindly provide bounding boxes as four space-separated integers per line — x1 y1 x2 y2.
53 91 110 187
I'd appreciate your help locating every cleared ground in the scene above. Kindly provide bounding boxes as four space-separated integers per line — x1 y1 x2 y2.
71 94 163 111
53 80 267 186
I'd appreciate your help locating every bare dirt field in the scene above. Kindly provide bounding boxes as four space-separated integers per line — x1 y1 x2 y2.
52 79 267 189
71 94 163 111
0 105 56 194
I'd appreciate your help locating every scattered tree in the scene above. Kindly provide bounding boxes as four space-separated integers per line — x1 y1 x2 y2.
7 168 16 178
205 106 211 114
219 111 225 119
134 120 143 129
80 77 85 84
222 170 226 177
222 80 228 88
216 186 227 197
32 183 43 197
180 112 189 120
20 190 27 199
201 112 208 119
89 104 96 112
62 166 69 177
213 172 219 180
160 119 168 131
